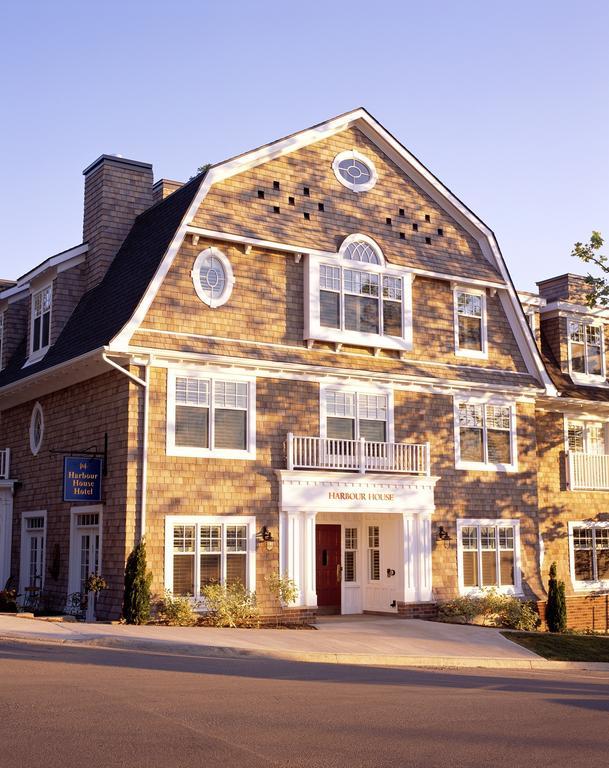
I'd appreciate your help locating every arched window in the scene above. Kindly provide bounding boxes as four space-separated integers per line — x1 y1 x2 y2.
191 247 235 308
30 402 44 456
340 234 384 265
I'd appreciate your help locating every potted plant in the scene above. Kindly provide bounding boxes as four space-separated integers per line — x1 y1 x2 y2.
83 573 108 622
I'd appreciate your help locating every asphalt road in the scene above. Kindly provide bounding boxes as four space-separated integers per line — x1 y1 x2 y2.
1 640 608 768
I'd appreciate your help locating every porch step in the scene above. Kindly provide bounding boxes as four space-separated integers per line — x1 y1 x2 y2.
397 601 438 620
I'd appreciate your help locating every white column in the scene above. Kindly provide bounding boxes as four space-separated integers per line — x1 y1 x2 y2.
302 510 318 607
401 513 417 603
416 514 433 602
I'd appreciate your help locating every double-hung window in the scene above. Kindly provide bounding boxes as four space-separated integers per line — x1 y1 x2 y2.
324 388 390 443
568 321 604 380
454 287 487 357
166 517 255 597
567 419 607 455
458 520 520 594
306 235 413 352
31 285 52 356
569 522 609 587
167 371 256 459
455 399 516 471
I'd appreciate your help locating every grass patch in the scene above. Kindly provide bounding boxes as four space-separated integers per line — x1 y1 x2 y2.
503 631 609 661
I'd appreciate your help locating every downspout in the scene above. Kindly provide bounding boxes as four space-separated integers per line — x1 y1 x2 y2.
102 352 150 542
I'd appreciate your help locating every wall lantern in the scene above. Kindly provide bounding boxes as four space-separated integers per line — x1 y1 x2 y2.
257 526 275 551
436 525 451 547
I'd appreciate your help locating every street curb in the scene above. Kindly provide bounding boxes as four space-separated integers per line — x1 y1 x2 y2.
2 632 609 671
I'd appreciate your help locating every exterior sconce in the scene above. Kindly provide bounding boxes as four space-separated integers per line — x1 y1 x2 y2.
437 525 451 548
257 526 274 551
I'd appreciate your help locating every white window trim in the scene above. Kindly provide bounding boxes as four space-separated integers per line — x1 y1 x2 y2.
29 401 44 456
342 525 360 588
456 518 522 596
191 247 235 308
319 381 395 442
453 285 488 360
567 318 606 385
26 282 53 365
67 505 103 596
166 368 256 459
332 149 378 193
304 245 414 352
568 520 609 592
164 515 256 598
453 395 518 472
19 510 47 597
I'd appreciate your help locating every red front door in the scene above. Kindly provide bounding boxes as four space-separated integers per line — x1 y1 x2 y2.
316 524 341 612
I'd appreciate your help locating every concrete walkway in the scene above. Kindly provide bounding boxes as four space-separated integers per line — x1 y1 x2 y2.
0 613 569 669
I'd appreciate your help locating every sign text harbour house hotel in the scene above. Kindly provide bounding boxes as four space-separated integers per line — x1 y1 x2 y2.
1 109 609 628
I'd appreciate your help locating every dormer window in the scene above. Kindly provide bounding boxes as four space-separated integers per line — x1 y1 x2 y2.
305 235 413 352
568 321 604 380
31 285 52 356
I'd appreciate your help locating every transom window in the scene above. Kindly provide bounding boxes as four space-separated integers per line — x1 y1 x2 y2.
343 240 380 264
31 285 52 354
191 247 235 308
569 321 603 378
167 372 255 459
454 288 486 356
167 518 253 597
459 521 518 592
571 524 609 584
456 400 516 470
567 420 606 455
332 150 378 193
325 389 388 443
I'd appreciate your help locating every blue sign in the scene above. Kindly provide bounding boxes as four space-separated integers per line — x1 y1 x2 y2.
63 457 103 502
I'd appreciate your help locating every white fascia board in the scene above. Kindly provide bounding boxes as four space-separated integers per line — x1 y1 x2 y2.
541 300 609 320
108 107 552 393
517 292 546 309
9 244 88 291
536 396 609 416
185 226 507 290
118 343 543 400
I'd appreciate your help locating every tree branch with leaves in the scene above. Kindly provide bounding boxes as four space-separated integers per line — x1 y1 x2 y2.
572 231 607 307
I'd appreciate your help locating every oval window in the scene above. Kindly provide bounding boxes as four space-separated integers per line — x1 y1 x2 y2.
30 402 44 456
332 150 378 193
191 247 235 308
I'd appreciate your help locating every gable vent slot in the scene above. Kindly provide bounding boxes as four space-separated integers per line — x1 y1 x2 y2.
257 190 265 199
303 212 310 221
425 237 432 245
399 232 406 240
425 214 431 222
273 206 280 214
399 208 405 217
437 228 444 236
318 202 325 212
288 196 295 206
303 187 310 197
273 181 280 190
412 223 418 231
386 217 392 226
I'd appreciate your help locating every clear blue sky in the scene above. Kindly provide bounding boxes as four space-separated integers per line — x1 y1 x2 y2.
0 0 607 291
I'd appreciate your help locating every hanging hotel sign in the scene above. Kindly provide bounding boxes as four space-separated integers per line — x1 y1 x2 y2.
63 457 103 502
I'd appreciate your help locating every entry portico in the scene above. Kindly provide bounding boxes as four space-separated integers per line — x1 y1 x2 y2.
277 470 439 614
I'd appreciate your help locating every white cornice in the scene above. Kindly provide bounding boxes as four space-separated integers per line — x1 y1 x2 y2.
541 300 609 320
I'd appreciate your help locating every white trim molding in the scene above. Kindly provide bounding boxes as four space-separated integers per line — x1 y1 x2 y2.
67 505 103 596
166 367 256 460
453 394 518 473
19 510 47 597
456 518 522 596
319 379 395 443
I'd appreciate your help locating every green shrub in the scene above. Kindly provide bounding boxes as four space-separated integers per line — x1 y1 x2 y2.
266 571 299 607
546 561 567 633
201 581 259 628
438 590 539 631
157 590 199 626
123 540 153 625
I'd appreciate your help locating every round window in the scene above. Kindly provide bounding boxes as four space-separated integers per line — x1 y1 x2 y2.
191 247 235 307
332 150 378 193
30 402 44 456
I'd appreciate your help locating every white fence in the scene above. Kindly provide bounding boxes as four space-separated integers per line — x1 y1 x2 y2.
287 434 430 475
0 448 10 479
567 451 609 490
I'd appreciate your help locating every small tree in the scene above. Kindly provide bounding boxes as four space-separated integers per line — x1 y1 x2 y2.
546 561 567 633
123 540 152 625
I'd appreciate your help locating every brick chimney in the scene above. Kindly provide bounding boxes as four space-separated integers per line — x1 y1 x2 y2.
82 155 153 290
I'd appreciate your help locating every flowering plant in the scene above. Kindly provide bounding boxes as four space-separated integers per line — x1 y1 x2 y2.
84 573 108 593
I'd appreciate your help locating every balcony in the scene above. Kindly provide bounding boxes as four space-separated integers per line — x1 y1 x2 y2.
0 448 10 479
567 451 609 490
286 433 430 475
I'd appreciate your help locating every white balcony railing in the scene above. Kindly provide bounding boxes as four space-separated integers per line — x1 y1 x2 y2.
0 448 10 480
567 451 609 490
287 433 430 475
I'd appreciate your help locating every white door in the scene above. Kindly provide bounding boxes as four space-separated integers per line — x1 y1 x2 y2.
69 510 102 595
20 514 46 595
